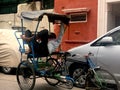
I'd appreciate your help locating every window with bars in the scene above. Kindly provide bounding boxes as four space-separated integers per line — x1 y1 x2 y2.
42 0 54 9
0 0 33 14
0 0 54 14
70 13 87 23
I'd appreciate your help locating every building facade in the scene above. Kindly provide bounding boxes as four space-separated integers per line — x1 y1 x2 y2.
54 0 98 50
1 0 120 51
54 0 120 51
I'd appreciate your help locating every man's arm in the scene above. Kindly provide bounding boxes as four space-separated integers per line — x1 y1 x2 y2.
56 22 66 43
48 22 67 54
21 35 33 42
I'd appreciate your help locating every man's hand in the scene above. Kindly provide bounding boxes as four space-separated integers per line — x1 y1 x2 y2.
21 35 26 40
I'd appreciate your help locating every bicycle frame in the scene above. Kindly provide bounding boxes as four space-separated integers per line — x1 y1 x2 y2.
84 54 119 90
85 55 101 75
85 56 104 86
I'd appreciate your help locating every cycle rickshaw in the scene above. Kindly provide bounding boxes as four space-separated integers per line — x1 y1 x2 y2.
15 11 74 90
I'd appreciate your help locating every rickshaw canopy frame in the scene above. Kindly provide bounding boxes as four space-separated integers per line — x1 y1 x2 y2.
20 10 70 25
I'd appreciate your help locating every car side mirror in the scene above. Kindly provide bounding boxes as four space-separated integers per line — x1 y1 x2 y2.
99 36 113 45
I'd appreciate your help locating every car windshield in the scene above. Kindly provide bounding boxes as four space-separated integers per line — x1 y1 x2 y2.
91 29 120 46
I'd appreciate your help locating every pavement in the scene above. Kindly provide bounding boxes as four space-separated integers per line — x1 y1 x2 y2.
0 73 85 90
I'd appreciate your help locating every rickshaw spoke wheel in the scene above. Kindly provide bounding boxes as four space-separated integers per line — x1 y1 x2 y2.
16 61 36 90
45 58 61 86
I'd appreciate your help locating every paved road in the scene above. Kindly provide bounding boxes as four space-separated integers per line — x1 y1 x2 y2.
0 73 85 90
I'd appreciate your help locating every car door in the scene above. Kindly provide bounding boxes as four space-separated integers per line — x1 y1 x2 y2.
93 30 120 77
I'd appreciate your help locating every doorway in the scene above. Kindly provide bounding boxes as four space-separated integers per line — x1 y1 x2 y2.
107 2 120 31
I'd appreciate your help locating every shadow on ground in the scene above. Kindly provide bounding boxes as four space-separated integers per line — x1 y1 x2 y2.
34 83 64 90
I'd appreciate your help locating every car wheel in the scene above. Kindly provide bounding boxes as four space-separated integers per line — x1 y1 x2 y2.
69 63 88 88
73 68 86 88
1 67 13 74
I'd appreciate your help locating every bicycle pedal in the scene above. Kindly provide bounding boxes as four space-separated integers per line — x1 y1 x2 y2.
57 81 73 89
95 66 100 69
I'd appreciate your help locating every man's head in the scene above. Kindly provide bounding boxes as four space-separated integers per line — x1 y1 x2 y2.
49 32 56 39
25 29 32 37
37 29 48 43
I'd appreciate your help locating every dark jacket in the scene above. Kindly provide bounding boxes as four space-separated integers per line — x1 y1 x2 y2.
32 29 49 57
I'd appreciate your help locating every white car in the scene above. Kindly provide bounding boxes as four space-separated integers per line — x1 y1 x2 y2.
67 26 120 87
0 29 21 74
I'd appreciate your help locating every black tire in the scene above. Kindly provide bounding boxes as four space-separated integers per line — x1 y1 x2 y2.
45 58 61 86
1 67 13 74
72 67 86 88
16 61 36 90
69 63 88 88
86 68 119 90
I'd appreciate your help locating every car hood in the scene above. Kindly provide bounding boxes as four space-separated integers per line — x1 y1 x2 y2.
68 43 90 54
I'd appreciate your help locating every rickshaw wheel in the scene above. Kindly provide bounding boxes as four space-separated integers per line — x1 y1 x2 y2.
16 60 36 90
45 58 61 86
